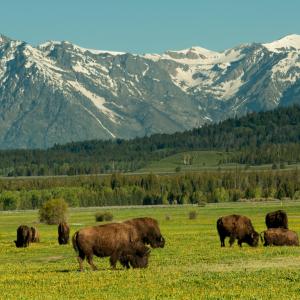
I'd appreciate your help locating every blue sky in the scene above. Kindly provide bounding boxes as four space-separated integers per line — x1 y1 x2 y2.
1 0 299 53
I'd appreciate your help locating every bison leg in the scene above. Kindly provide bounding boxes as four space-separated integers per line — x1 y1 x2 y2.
229 235 236 247
237 240 242 247
220 236 225 247
77 251 86 272
120 260 130 269
87 255 98 271
110 250 121 269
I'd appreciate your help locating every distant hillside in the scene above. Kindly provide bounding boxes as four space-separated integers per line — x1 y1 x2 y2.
1 34 300 148
1 105 300 176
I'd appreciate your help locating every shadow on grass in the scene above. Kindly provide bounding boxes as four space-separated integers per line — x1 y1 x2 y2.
54 267 127 273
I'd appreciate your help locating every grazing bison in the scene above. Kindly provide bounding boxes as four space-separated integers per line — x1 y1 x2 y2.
72 222 149 271
217 214 259 247
261 228 299 246
14 225 32 248
58 222 70 245
30 227 40 243
123 217 165 248
119 245 150 269
265 210 288 229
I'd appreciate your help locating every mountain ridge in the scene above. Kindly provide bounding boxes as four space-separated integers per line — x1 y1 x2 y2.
0 34 300 149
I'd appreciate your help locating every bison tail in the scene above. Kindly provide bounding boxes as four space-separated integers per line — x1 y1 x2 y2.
72 231 79 253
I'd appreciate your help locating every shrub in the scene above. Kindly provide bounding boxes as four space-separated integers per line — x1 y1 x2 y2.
39 198 68 225
189 210 197 220
95 211 114 222
197 201 206 207
0 192 19 210
175 166 181 173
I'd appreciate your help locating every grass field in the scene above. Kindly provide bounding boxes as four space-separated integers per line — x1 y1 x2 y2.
138 151 232 173
138 150 300 173
1 202 300 299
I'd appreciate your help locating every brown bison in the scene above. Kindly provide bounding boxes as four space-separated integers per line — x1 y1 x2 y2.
72 222 150 271
123 217 165 248
217 214 259 247
58 222 70 245
261 228 299 246
119 245 150 269
265 210 288 229
14 225 32 248
30 227 40 243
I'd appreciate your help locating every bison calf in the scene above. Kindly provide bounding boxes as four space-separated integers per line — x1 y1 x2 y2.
58 222 70 245
72 222 149 271
217 214 259 247
30 227 40 243
15 225 32 248
265 210 288 229
123 217 165 248
119 246 150 269
261 228 299 246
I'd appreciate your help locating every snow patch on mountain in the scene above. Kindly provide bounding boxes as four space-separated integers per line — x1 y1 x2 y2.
78 104 116 138
263 34 300 52
219 74 244 99
23 45 66 87
271 52 300 83
68 80 120 123
71 43 125 56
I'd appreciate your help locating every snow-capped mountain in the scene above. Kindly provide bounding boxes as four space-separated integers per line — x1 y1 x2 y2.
0 34 300 149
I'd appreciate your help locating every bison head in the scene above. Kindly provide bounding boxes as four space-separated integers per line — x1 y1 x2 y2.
14 240 22 248
147 235 165 248
248 231 259 247
132 253 149 268
131 247 150 268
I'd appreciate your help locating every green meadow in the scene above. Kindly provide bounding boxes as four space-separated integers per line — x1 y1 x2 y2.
138 150 300 173
1 202 300 299
138 151 232 173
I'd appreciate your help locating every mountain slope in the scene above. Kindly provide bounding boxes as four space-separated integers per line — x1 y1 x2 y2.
0 34 300 148
1 105 300 177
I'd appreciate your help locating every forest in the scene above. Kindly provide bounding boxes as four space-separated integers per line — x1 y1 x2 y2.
1 169 300 210
0 105 300 176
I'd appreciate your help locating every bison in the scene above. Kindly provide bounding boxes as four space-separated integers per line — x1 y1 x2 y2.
30 226 40 243
58 222 70 245
123 217 165 248
217 214 259 247
72 222 150 271
261 228 299 246
14 225 32 248
119 245 150 269
265 210 288 229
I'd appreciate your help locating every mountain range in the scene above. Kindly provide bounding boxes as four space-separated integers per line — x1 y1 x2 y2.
0 34 300 149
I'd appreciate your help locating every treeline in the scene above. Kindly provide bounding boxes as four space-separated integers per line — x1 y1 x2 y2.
1 170 300 210
1 105 300 176
227 143 300 165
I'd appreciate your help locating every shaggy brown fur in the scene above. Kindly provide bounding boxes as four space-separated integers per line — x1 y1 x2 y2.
30 227 40 242
14 225 32 248
261 228 299 246
119 245 150 269
72 222 147 271
217 215 259 247
58 222 70 245
265 210 288 229
123 217 165 248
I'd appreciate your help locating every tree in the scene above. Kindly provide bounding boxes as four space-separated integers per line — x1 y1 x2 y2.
39 198 68 225
212 187 229 203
